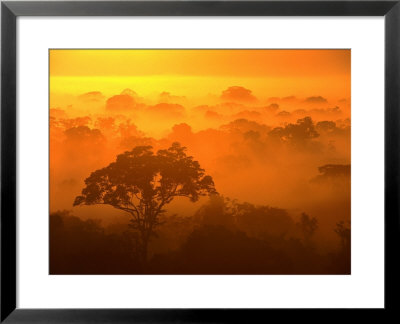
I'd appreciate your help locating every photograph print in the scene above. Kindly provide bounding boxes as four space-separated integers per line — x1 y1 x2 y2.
49 49 351 274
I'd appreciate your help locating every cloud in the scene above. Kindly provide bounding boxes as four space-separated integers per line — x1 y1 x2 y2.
220 86 257 103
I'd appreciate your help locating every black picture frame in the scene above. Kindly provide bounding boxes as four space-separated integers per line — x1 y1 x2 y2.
1 0 399 322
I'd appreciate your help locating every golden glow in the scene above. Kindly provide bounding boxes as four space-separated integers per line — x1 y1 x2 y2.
50 49 350 100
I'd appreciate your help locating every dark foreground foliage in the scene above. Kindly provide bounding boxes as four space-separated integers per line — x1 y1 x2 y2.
50 207 350 275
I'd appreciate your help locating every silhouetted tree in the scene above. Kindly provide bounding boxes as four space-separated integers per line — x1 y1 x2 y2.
235 202 293 239
333 221 351 273
194 195 235 229
73 142 216 262
64 125 104 143
316 120 337 133
296 213 318 244
269 116 319 146
311 164 351 185
221 118 270 136
50 211 140 274
334 221 351 250
164 225 292 274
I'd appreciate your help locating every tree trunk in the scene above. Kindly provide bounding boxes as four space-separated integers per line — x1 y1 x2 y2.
138 209 157 268
139 230 150 267
141 236 148 263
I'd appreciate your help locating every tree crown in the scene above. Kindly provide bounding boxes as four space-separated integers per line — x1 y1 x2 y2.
73 143 216 214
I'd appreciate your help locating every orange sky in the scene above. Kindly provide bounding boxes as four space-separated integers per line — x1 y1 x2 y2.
50 49 350 77
50 49 350 100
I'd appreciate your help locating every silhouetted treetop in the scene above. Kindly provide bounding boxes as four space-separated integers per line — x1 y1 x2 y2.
334 221 351 249
316 120 337 133
64 125 104 144
311 164 351 184
318 164 350 177
235 202 293 238
74 142 216 207
296 213 318 243
194 195 235 229
269 116 319 144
